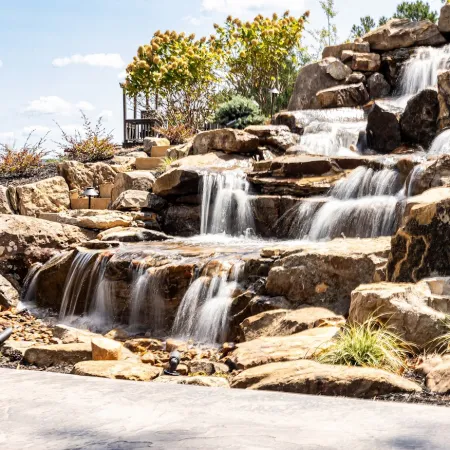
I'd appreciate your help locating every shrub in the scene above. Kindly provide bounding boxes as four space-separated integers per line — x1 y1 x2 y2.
0 132 49 177
213 95 265 129
315 317 413 374
153 124 194 145
56 112 116 163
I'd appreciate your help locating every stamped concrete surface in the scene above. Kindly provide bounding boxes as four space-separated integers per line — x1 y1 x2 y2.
1 368 449 450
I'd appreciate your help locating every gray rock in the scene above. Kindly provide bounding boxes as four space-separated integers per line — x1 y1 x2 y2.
0 187 13 214
345 72 366 84
438 4 450 34
367 103 401 153
326 59 352 81
316 83 369 108
0 274 19 309
193 129 259 155
322 42 370 59
367 73 391 99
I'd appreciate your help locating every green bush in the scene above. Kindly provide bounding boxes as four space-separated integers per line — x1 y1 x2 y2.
213 95 265 130
315 317 413 374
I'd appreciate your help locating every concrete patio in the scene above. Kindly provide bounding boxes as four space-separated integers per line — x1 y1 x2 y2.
0 368 449 449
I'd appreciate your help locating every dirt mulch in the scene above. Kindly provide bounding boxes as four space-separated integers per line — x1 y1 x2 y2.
0 163 59 187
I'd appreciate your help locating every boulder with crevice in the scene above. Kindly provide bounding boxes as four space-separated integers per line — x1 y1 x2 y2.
316 83 369 109
111 171 156 202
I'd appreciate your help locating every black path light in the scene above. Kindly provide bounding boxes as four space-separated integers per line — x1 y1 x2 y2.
82 187 99 209
164 350 181 376
270 87 280 118
0 327 12 346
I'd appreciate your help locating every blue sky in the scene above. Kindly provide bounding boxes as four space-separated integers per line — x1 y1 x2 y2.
0 0 445 150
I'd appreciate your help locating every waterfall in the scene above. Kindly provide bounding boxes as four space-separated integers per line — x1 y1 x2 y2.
289 167 405 240
172 262 243 345
128 264 165 334
398 44 450 96
429 129 450 155
200 170 255 237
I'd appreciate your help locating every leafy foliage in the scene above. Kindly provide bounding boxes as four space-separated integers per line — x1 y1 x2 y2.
153 124 194 145
316 317 413 374
393 1 438 22
211 11 308 115
351 16 376 38
0 132 49 177
56 112 116 163
213 95 265 129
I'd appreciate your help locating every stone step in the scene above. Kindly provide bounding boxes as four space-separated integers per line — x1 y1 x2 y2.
151 146 171 157
70 198 111 210
135 157 164 170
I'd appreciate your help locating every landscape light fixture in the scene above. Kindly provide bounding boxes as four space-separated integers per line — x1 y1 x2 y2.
82 187 99 209
270 87 280 118
164 350 181 376
0 327 12 346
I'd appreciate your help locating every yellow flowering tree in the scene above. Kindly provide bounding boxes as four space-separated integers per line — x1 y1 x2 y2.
123 30 222 130
214 11 309 114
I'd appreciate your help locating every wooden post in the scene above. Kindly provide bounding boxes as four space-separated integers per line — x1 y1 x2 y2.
133 96 137 119
122 88 127 145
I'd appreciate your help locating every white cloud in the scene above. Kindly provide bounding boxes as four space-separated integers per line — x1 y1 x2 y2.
24 96 95 115
52 53 125 69
183 15 211 26
98 109 113 120
22 125 51 137
202 0 305 15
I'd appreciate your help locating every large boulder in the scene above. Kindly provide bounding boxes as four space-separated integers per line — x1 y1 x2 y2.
265 238 391 315
316 83 369 108
400 89 439 148
438 4 450 35
97 227 170 243
111 171 156 202
366 103 401 153
38 210 134 230
229 327 339 370
244 125 300 151
162 205 200 237
231 359 421 399
322 42 370 59
0 274 19 310
367 73 391 99
380 48 413 87
8 176 70 216
350 281 449 348
143 137 170 154
406 156 450 196
343 52 381 72
72 360 162 381
57 161 118 193
91 337 122 361
152 168 200 197
272 112 305 134
288 58 347 110
111 190 166 212
0 214 92 279
388 194 450 282
362 19 446 51
23 343 92 367
437 70 450 130
239 307 344 341
193 129 259 155
0 186 12 214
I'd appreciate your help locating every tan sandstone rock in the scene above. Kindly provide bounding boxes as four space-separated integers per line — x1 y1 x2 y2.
231 359 421 398
0 274 19 310
193 129 260 155
23 343 92 367
0 186 13 214
154 375 230 388
111 171 156 202
91 337 122 361
426 361 450 393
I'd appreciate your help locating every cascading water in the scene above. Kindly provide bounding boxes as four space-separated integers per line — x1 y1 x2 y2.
429 129 450 155
287 167 405 240
398 44 450 96
200 170 255 237
172 262 243 345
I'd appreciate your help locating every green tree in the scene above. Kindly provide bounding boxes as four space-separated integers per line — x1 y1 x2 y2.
214 11 308 114
351 16 376 38
393 1 438 22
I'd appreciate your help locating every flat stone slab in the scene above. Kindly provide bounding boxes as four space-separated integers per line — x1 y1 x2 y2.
1 368 450 449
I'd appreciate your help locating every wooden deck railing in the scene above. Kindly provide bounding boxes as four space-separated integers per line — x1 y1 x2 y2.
123 119 158 146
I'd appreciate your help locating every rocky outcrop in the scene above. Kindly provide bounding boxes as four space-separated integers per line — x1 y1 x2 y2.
367 103 401 153
8 176 70 216
193 129 259 155
388 194 450 282
38 210 134 230
367 73 391 99
265 238 391 315
437 70 450 130
111 171 156 202
350 281 449 348
57 161 118 193
231 360 421 398
244 125 300 151
0 214 92 279
438 4 450 35
322 42 370 59
400 89 439 148
153 168 200 197
0 274 19 310
316 83 369 108
0 186 12 214
362 19 445 51
72 360 162 381
239 307 344 341
229 327 339 370
288 58 347 110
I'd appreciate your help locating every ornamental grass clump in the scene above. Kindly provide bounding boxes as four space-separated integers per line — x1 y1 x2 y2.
315 317 413 374
213 95 265 129
153 124 194 145
0 132 49 177
429 317 450 354
56 112 116 163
